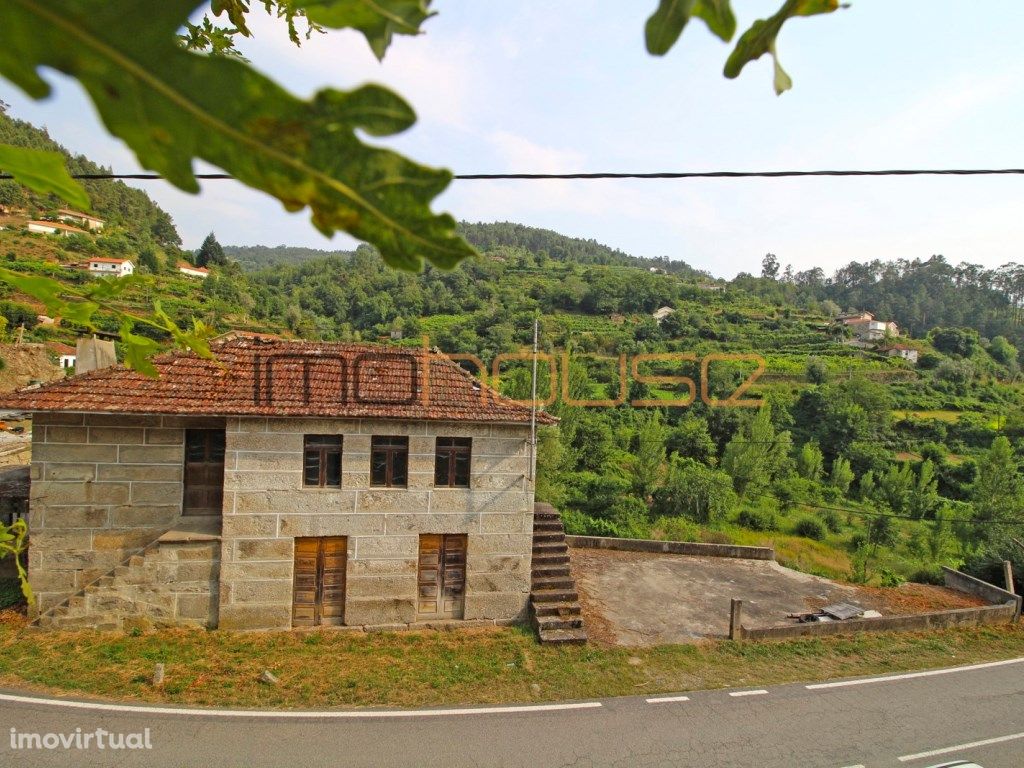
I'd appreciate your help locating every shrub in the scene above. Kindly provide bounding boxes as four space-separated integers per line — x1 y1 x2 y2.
793 517 826 540
651 516 700 542
907 564 945 585
878 568 906 588
701 530 734 545
819 509 842 534
737 507 777 532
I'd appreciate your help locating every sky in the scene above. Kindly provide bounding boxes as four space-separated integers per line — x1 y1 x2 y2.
2 1 1024 278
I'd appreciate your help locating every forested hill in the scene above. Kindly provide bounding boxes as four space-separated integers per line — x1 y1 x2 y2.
223 244 356 271
0 105 179 248
822 256 1019 342
458 221 709 277
225 221 712 278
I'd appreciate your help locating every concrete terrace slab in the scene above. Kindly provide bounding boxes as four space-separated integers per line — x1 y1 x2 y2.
569 547 984 647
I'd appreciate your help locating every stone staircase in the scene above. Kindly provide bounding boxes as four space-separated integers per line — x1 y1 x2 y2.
36 524 220 631
530 502 587 645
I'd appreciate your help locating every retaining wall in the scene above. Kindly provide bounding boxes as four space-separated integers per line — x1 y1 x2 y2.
739 603 1016 640
735 567 1020 640
566 535 774 561
942 566 1022 618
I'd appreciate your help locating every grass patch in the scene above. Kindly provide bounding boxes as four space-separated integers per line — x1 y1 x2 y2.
719 527 853 580
894 409 962 422
2 612 1023 708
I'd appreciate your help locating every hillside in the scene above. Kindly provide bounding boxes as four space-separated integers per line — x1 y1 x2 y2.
1 108 1023 593
223 244 355 271
0 105 179 249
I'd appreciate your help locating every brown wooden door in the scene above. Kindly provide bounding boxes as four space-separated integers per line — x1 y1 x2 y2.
183 429 225 516
417 534 467 619
292 537 347 627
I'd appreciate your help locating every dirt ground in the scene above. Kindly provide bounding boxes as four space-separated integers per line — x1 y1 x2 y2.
570 548 986 647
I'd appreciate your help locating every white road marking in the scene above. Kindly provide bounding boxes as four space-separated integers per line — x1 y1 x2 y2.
898 730 1024 761
728 689 768 697
806 656 1024 690
645 695 690 704
0 692 602 719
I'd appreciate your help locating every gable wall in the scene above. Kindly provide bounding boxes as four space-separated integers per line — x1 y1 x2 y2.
27 412 223 615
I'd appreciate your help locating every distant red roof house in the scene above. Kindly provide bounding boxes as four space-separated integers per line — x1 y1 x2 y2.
0 337 556 424
86 257 134 277
56 209 105 231
27 219 87 237
177 262 210 278
46 341 77 369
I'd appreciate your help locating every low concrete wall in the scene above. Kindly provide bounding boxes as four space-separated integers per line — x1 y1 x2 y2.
943 566 1022 618
739 603 1017 640
566 535 774 561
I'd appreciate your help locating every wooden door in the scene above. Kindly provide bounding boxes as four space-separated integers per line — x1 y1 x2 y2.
292 537 347 627
417 534 467 619
183 429 225 516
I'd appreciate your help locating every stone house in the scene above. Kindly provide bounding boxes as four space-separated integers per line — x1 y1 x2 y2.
0 337 554 631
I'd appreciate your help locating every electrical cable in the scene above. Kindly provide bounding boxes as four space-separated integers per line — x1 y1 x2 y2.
5 168 1024 182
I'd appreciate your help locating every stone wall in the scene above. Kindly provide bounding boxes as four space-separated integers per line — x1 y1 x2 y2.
566 535 775 561
28 412 223 614
218 417 534 630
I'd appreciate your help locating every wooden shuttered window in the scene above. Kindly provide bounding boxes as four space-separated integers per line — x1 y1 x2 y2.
417 534 467 619
434 437 471 488
370 435 408 487
292 536 347 627
183 429 225 516
304 435 342 487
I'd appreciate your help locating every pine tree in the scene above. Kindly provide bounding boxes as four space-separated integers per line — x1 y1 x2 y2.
196 232 226 268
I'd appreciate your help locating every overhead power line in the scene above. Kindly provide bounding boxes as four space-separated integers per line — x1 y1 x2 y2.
4 168 1024 182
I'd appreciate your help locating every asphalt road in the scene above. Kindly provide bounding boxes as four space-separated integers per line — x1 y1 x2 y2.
2 657 1023 768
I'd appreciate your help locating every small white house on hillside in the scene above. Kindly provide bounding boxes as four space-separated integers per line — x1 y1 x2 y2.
882 344 919 364
177 262 210 279
48 342 77 370
87 257 134 277
56 209 105 231
27 220 87 238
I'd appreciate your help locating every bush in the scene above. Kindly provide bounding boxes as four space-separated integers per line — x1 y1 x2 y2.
792 517 826 540
651 516 700 542
907 564 945 585
819 509 842 534
878 568 906 588
561 510 619 537
737 507 777 532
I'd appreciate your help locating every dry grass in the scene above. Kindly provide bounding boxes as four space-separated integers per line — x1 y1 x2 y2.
725 529 852 580
2 611 1024 709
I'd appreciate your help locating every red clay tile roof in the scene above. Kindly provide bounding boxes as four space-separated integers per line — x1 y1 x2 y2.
0 338 556 425
88 257 130 265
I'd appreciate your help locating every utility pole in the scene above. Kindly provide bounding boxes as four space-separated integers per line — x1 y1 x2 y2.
528 317 539 482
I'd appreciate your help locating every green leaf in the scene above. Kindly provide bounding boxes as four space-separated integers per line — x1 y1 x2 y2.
0 0 475 272
692 0 737 42
645 0 736 55
0 267 71 313
724 0 841 94
296 0 434 60
0 143 90 210
58 300 101 328
119 319 161 377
